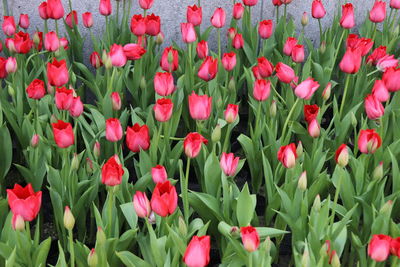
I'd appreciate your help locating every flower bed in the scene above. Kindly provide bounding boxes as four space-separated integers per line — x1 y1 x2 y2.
1 0 400 266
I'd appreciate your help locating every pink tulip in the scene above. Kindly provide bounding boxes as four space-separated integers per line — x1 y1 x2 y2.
372 80 390 102
184 132 208 158
188 92 212 121
220 152 239 177
258 20 273 39
211 8 226 28
99 0 112 16
224 104 239 124
233 3 245 19
133 191 151 218
196 40 209 59
151 165 168 183
19 14 30 29
340 3 355 29
153 98 173 122
383 67 400 92
253 79 271 101
198 56 218 81
154 72 175 96
369 0 386 23
308 119 321 138
312 0 326 19
364 94 385 120
294 77 320 100
109 44 127 67
368 235 392 262
181 23 197 43
183 236 211 267
283 37 298 56
358 129 382 154
69 96 83 117
45 31 60 52
232 33 244 49
106 118 123 142
277 143 297 168
111 92 122 110
187 5 202 26
222 52 237 71
82 12 93 28
275 62 296 84
291 44 305 63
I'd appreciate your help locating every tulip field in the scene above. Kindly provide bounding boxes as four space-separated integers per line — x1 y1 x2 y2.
1 0 400 266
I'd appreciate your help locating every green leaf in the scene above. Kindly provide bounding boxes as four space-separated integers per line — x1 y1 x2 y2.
120 202 138 230
0 123 12 181
236 183 256 227
34 238 52 267
116 251 152 267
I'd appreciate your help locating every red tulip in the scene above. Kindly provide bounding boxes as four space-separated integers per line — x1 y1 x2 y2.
211 8 226 28
7 184 42 221
60 37 69 50
220 152 239 177
346 34 374 56
46 0 65 20
183 236 211 267
232 33 244 49
189 92 212 120
383 67 400 92
153 98 173 122
294 77 320 100
391 237 400 257
253 79 271 101
241 226 260 252
69 96 83 117
304 104 319 123
151 165 168 183
312 0 326 19
365 94 385 120
109 44 127 67
5 57 17 74
99 0 112 16
340 3 355 29
130 14 146 36
358 129 382 154
160 46 179 72
277 143 297 168
198 56 218 81
222 52 237 71
184 132 208 158
133 191 151 218
283 37 298 56
154 72 175 96
367 46 387 65
13 31 33 54
47 59 69 87
26 79 46 99
275 62 296 84
19 14 30 29
123 43 146 60
308 119 320 138
244 0 258 6
38 2 49 20
257 57 274 78
55 87 74 110
52 120 74 148
145 14 161 36
139 0 154 10
372 80 390 102
233 3 245 19
33 31 43 51
370 0 386 23
101 155 124 186
252 66 262 80
0 57 7 79
368 235 392 262
126 123 150 153
339 48 362 74
390 0 400 9
2 16 16 36
82 12 93 28
106 118 123 142
291 44 305 63
196 40 209 59
90 51 103 68
150 180 177 217
181 23 197 43
272 0 283 6
335 144 349 167
224 104 239 123
187 5 202 26
258 20 273 39
64 11 77 29
45 31 60 52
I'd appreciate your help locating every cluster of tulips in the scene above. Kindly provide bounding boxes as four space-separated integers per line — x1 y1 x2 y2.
1 0 400 266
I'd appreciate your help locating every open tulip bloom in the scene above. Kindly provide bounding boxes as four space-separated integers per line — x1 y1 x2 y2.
1 0 400 266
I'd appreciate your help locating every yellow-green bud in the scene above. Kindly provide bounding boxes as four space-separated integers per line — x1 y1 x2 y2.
373 162 383 180
178 216 187 236
71 153 80 171
331 252 341 267
313 194 321 212
87 249 98 267
298 171 307 191
228 78 236 91
63 206 75 230
140 76 147 90
211 124 221 143
270 100 277 117
8 86 15 97
296 141 303 158
301 12 309 27
96 227 106 246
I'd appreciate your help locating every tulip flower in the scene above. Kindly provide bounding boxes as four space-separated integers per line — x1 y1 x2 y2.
272 0 283 6
0 57 7 79
283 37 298 56
66 11 78 28
365 94 385 120
339 48 362 74
7 184 42 222
308 119 321 138
145 14 161 36
188 92 212 121
12 214 25 231
383 67 400 92
26 79 46 100
5 57 17 74
160 46 179 72
45 31 60 52
90 52 103 68
258 20 273 39
291 44 305 63
275 62 296 83
301 12 309 26
52 120 75 148
335 144 349 167
233 3 245 19
277 143 297 168
346 34 374 56
82 12 93 28
358 129 382 154
133 191 151 218
126 123 150 153
227 27 237 39
153 98 174 122
38 2 49 20
105 118 123 142
222 52 237 71
19 14 30 29
211 8 226 28
154 72 175 96
312 0 326 19
391 0 400 9
241 226 260 252
220 152 239 177
304 104 319 123
47 59 69 87
110 92 121 111
60 37 68 50
187 5 202 26
183 236 211 267
294 77 320 100
150 180 178 217
109 44 127 67
101 155 124 186
196 40 209 59
151 165 168 183
224 104 239 124
340 3 355 29
253 79 271 101
33 31 43 51
2 16 16 36
391 237 400 257
181 23 197 43
99 0 112 16
69 96 84 117
257 57 274 78
232 33 244 49
368 235 392 262
130 14 146 36
184 132 208 158
13 31 33 54
123 43 146 60
372 80 390 102
139 0 154 10
370 0 386 23
46 0 65 20
55 87 74 110
63 206 75 230
376 55 398 72
367 46 387 65
198 56 218 81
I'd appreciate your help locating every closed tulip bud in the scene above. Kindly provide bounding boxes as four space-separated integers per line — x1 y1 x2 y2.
319 41 326 54
298 171 307 191
148 211 156 224
87 249 98 267
308 119 320 138
110 92 121 111
368 235 392 262
218 221 234 236
228 78 236 91
211 124 221 143
224 104 239 124
301 249 310 267
133 191 151 218
270 100 277 117
140 76 147 91
93 141 100 158
12 214 25 231
335 144 349 167
181 23 197 43
227 27 237 40
71 153 80 170
8 86 15 97
86 158 94 174
296 141 303 158
241 226 260 252
31 134 40 148
232 33 244 49
63 206 75 230
50 114 58 124
301 12 309 26
102 51 112 69
233 3 245 19
156 32 164 45
183 236 211 267
379 200 393 215
6 57 17 74
96 227 106 245
351 112 357 127
373 162 384 180
178 216 187 236
313 194 321 212
331 252 341 267
196 40 209 59
322 82 331 100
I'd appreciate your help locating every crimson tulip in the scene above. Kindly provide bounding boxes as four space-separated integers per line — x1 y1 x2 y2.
358 129 382 154
7 184 42 222
101 155 124 186
150 180 177 217
198 56 218 81
26 79 46 100
187 5 202 26
151 165 168 183
277 143 297 168
106 118 123 142
55 87 74 110
47 59 69 87
241 226 260 252
46 0 65 20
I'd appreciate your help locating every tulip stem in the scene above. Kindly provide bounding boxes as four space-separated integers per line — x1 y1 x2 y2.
370 261 377 267
332 29 347 70
270 82 286 105
68 229 75 267
222 124 233 153
183 158 191 224
55 20 59 36
339 74 351 119
221 173 230 220
254 101 262 140
107 188 114 237
160 135 184 141
281 97 300 141
276 6 280 24
372 23 377 41
318 19 323 45
217 28 221 61
329 168 343 238
248 253 253 267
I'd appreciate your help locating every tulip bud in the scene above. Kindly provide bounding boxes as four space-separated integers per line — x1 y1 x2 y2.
87 249 98 267
33 32 41 47
211 124 221 143
319 241 329 258
308 119 320 138
373 162 383 180
93 141 100 158
228 78 236 91
63 206 75 230
156 32 164 45
379 200 393 216
140 76 147 90
178 216 187 236
335 144 349 168
322 82 331 101
31 134 40 148
111 92 121 111
351 112 357 127
298 171 307 191
50 114 58 124
330 251 341 267
102 51 112 69
270 100 277 117
86 157 94 174
319 41 326 54
230 226 240 238
301 249 310 267
261 236 272 254
301 12 309 26
71 153 80 171
96 227 106 246
313 194 321 212
6 57 17 74
218 221 234 237
8 86 15 97
148 211 156 224
296 141 303 158
12 214 25 231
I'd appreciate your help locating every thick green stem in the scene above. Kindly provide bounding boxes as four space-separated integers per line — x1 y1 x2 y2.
183 158 191 224
339 74 351 119
217 28 221 61
68 229 75 267
329 170 343 237
281 98 300 140
254 101 262 139
222 124 232 152
371 23 377 41
107 189 114 237
318 19 323 44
